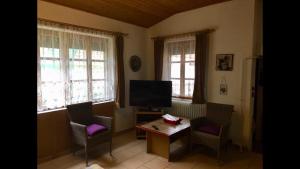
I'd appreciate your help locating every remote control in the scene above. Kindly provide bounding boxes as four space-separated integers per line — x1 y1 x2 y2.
152 125 159 130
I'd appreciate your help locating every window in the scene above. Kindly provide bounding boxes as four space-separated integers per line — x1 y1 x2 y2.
38 26 115 112
165 39 195 98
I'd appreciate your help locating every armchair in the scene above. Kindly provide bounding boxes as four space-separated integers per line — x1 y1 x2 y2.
66 102 112 166
190 102 233 162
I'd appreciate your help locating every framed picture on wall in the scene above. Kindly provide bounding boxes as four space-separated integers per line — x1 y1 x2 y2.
216 54 234 71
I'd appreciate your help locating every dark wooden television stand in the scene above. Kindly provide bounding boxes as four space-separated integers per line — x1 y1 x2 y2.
135 111 163 139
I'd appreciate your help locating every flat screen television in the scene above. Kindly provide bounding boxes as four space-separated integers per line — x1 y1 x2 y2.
129 80 172 110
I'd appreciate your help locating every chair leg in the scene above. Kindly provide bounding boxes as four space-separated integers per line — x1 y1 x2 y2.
217 146 225 166
85 145 89 167
217 147 222 164
109 139 112 156
72 144 78 156
189 142 193 152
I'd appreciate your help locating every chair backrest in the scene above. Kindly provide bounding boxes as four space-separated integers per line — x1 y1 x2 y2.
66 102 93 125
206 102 233 125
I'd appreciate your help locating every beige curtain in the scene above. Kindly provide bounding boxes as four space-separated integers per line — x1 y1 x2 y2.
192 32 209 104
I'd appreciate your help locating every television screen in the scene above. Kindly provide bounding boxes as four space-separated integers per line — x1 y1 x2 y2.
129 80 172 108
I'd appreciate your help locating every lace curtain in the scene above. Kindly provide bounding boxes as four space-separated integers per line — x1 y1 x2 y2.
162 35 195 97
37 21 115 111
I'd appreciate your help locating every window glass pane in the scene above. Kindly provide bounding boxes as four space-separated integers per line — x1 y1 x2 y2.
185 62 195 79
40 47 59 58
185 80 194 97
92 50 104 60
69 48 86 59
171 63 180 78
92 81 105 100
171 79 180 96
185 54 195 61
40 60 61 81
92 62 104 79
41 82 64 109
70 81 88 103
171 54 180 62
69 61 87 80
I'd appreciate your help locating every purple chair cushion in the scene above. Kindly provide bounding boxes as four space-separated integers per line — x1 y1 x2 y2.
197 122 221 136
86 123 107 136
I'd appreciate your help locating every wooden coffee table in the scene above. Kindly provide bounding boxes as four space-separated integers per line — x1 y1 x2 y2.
136 117 191 161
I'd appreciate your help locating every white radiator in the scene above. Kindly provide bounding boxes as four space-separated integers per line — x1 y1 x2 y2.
163 100 206 119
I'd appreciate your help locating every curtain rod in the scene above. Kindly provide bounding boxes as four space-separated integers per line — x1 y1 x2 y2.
151 28 216 40
38 18 128 37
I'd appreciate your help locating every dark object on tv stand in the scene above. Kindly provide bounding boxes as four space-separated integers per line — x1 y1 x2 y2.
135 110 163 139
139 106 162 112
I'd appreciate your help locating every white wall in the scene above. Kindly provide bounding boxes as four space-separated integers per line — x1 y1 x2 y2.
145 0 256 149
38 0 147 132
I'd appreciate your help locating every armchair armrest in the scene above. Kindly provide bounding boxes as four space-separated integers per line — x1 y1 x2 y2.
190 116 208 130
93 115 112 131
70 121 87 145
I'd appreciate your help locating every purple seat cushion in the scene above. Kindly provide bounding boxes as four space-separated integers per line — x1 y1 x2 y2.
197 122 221 136
86 123 107 136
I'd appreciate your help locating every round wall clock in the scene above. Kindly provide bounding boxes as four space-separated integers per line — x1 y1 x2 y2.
130 55 141 72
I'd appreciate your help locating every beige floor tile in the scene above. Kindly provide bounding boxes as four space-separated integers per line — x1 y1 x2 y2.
38 130 262 169
127 142 146 155
192 162 221 169
143 157 171 169
165 162 196 169
248 154 263 169
165 154 199 169
38 161 59 169
112 140 143 154
92 154 119 169
221 157 251 169
136 166 151 169
52 154 84 169
189 153 222 169
122 152 156 169
105 163 130 169
112 148 140 163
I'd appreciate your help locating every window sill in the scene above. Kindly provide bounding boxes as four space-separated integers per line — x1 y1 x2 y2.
37 107 66 114
172 98 192 103
37 100 115 114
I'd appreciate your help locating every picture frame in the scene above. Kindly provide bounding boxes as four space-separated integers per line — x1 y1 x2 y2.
216 54 234 71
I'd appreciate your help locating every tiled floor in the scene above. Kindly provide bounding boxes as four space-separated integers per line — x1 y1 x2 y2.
38 130 262 169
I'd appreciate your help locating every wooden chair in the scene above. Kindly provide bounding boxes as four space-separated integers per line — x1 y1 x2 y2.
190 102 233 163
66 102 112 166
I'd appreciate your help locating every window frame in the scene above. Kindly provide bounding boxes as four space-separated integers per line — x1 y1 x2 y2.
168 42 195 99
38 29 115 112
